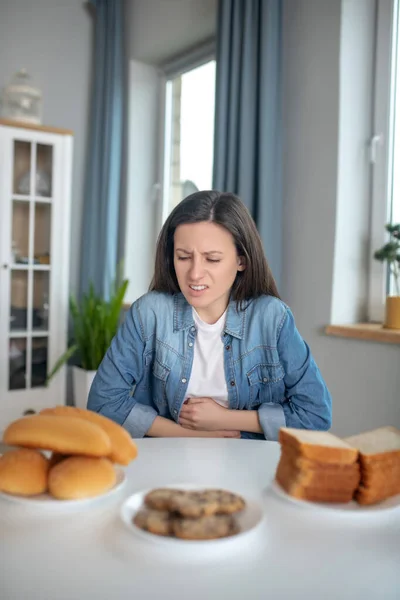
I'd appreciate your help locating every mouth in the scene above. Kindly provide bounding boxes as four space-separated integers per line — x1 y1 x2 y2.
187 284 209 297
189 285 208 291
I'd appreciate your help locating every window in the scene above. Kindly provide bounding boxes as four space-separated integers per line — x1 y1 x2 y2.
161 59 216 222
369 0 399 321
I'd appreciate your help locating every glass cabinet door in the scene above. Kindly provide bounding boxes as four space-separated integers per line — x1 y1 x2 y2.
8 139 53 391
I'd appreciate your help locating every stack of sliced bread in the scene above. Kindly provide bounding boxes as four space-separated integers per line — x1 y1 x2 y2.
345 426 400 505
276 428 361 503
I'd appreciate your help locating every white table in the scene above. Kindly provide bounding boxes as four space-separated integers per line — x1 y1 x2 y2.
0 438 399 600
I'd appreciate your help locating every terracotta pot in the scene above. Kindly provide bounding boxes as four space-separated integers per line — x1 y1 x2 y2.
384 296 400 329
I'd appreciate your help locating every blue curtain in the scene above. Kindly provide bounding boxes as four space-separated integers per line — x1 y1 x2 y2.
80 0 124 300
213 0 282 286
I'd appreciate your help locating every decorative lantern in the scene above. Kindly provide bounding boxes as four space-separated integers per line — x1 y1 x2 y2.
1 69 42 124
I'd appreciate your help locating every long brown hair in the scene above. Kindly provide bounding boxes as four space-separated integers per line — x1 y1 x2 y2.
150 191 280 302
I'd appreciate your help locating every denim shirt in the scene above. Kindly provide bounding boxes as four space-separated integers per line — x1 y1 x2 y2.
88 291 332 441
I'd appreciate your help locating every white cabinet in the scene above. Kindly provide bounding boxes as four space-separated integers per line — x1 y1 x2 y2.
0 120 73 430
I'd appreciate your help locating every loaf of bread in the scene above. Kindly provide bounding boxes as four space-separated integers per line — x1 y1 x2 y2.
40 406 137 465
0 448 50 496
3 415 111 457
48 456 117 500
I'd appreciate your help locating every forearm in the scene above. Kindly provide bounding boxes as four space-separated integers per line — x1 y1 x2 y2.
224 410 263 434
147 416 219 438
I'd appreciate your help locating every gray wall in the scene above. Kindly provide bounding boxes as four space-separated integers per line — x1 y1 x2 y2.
282 0 400 436
0 0 92 296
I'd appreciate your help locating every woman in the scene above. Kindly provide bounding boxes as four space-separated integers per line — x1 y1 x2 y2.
88 191 331 440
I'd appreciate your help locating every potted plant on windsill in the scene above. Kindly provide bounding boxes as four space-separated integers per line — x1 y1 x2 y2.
374 223 400 329
47 278 129 408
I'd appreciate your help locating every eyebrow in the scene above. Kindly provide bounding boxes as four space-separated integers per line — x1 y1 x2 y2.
175 248 224 255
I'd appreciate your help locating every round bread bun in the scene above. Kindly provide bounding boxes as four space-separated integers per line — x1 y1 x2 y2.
48 456 117 500
40 406 137 465
0 448 50 496
3 415 111 457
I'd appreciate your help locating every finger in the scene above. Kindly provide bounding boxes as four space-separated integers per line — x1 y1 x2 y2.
179 409 196 421
186 397 210 405
179 407 191 418
179 417 196 429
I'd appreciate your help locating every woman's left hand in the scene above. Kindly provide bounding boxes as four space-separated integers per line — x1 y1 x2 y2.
178 397 228 431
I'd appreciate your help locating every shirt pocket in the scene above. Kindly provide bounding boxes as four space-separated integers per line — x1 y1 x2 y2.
246 363 285 407
151 358 170 408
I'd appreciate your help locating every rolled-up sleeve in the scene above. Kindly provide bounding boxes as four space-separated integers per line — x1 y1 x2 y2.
87 304 158 438
274 308 332 434
258 403 286 441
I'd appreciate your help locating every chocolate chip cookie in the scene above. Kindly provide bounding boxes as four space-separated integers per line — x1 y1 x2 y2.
170 489 245 517
144 488 186 511
172 514 239 540
133 508 173 536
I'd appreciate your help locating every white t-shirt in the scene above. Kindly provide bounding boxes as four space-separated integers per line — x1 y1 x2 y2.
185 308 229 408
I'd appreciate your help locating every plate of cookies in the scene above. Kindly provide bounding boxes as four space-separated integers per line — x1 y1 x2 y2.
0 407 138 509
120 485 264 545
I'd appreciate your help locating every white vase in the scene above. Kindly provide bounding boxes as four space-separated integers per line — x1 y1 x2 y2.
72 366 96 409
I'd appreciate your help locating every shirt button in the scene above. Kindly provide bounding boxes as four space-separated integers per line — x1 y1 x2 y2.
230 380 235 386
263 377 268 383
188 342 193 347
190 326 196 333
182 378 187 384
225 345 231 350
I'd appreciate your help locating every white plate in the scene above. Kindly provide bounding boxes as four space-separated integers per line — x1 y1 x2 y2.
0 467 126 510
120 484 265 547
270 480 400 516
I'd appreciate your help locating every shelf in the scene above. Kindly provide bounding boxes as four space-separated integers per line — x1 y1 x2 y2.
325 323 400 345
9 330 49 338
0 118 74 136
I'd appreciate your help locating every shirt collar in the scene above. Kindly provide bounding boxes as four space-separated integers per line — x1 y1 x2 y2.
173 293 247 339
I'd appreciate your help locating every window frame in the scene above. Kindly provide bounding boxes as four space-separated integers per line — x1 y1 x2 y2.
368 0 398 322
159 40 216 224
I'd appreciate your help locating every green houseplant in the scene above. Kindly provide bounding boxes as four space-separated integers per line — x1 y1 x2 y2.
374 223 400 329
47 278 129 407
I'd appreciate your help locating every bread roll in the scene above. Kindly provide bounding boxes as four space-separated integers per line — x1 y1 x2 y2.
3 415 111 457
48 456 117 500
40 406 137 465
0 448 50 496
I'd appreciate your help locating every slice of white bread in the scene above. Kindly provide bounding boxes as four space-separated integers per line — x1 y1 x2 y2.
345 426 400 462
279 428 358 464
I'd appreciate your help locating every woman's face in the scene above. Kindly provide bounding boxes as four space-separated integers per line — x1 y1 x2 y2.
173 221 245 323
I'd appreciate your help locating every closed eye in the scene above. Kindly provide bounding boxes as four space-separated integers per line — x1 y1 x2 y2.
177 257 221 263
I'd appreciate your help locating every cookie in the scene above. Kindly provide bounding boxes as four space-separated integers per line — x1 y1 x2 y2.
133 509 173 536
144 488 186 511
172 514 238 540
197 489 246 515
170 489 246 517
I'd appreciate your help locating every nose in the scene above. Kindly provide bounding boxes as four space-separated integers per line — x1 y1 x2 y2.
188 256 205 281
